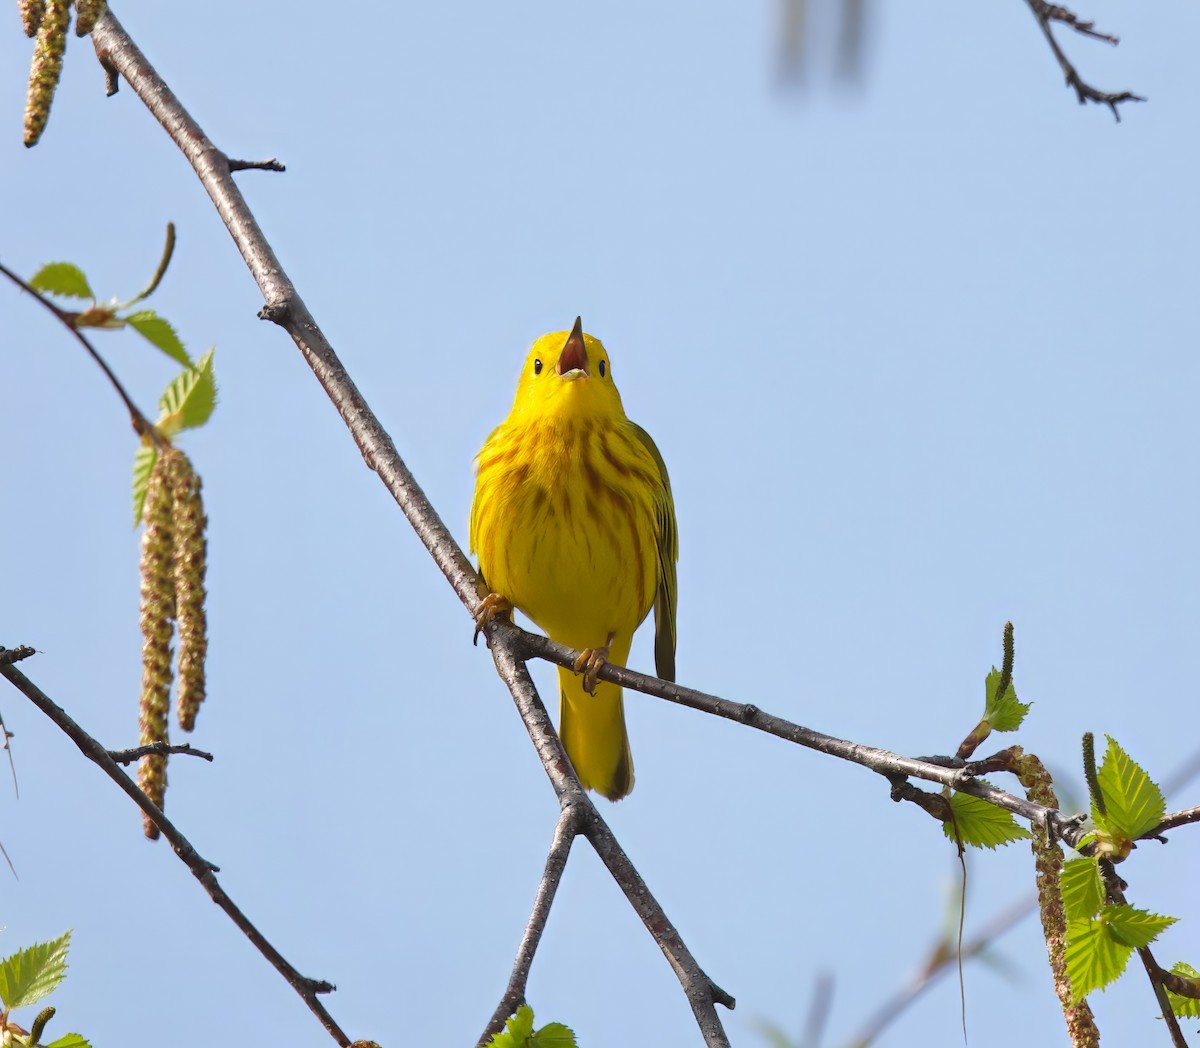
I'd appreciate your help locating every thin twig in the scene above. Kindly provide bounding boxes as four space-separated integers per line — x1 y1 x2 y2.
1145 804 1200 837
228 157 285 173
478 806 580 1046
107 742 214 764
0 261 155 437
1137 946 1188 1048
0 660 350 1047
1024 0 1144 120
1040 3 1119 44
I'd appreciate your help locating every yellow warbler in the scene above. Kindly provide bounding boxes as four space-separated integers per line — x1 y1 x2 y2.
470 318 678 800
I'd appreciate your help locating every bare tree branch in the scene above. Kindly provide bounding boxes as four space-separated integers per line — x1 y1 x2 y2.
486 643 736 1044
478 806 578 1046
1144 804 1200 838
107 741 214 764
0 646 36 665
1024 0 1144 120
227 157 285 173
0 658 351 1048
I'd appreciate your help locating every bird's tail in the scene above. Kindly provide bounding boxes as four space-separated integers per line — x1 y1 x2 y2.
558 664 634 801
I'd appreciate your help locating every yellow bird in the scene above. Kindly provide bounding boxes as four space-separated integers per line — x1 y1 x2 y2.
470 318 678 800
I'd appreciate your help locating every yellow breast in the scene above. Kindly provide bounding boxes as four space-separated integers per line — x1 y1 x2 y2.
471 415 660 650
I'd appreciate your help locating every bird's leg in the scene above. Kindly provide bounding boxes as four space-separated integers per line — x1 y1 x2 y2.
573 631 616 695
472 592 513 646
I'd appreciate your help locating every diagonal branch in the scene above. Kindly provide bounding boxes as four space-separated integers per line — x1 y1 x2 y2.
1023 0 1144 120
0 658 350 1046
487 644 736 1045
478 805 580 1046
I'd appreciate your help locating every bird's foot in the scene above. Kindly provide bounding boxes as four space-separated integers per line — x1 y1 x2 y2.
472 593 513 646
573 632 616 695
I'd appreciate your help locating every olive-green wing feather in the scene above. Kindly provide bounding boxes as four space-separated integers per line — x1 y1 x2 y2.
629 422 678 682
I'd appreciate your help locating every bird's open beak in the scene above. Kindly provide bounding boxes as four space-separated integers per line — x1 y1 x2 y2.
556 316 589 380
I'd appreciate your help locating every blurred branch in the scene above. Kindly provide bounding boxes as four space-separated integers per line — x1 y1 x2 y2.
0 656 350 1046
850 893 1032 1046
1024 1 1144 120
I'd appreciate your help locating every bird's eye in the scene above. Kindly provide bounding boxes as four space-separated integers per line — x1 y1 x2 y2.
599 359 607 377
533 358 543 375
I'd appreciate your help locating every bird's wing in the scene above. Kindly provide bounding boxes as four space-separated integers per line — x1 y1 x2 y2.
629 421 678 682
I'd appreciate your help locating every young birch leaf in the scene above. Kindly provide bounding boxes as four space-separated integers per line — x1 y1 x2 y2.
1066 917 1133 1002
943 791 1032 849
45 1034 91 1048
124 310 193 369
1061 857 1104 922
1104 904 1176 949
487 1005 535 1047
1166 962 1200 1019
1096 736 1165 841
0 930 71 1011
983 667 1031 732
532 1022 578 1048
29 262 92 300
157 348 217 436
132 440 158 527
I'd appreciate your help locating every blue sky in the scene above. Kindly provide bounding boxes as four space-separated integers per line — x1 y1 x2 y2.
2 2 1198 1046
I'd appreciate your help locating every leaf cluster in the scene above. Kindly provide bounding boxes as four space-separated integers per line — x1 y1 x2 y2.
486 1006 577 1048
26 249 218 525
1062 737 1194 1012
0 931 90 1047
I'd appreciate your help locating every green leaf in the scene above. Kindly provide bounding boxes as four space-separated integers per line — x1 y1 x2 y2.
1061 857 1105 922
1104 904 1176 949
943 790 1032 849
531 1022 577 1048
0 931 71 1011
29 263 93 300
1095 736 1165 841
1166 961 1200 1019
156 348 217 436
487 1005 535 1048
132 440 158 528
983 666 1032 732
124 310 193 369
1066 916 1134 1002
45 1035 91 1048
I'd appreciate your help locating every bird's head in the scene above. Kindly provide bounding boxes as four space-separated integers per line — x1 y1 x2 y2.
510 317 625 424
